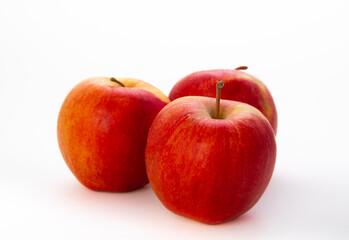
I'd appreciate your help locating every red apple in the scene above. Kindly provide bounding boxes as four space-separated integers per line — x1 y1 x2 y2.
145 82 276 224
169 67 278 134
57 77 169 192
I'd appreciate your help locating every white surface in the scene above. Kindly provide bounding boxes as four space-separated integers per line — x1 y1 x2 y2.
1 0 349 239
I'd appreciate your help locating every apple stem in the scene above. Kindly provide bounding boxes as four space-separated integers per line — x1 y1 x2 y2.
216 81 224 119
235 66 248 70
110 77 125 87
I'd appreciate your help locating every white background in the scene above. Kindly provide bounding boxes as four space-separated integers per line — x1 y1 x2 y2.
1 0 349 239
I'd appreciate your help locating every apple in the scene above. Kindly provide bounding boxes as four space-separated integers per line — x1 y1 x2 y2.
169 67 278 134
57 77 169 192
146 82 276 224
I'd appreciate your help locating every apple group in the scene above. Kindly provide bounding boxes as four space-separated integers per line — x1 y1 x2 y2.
57 67 277 224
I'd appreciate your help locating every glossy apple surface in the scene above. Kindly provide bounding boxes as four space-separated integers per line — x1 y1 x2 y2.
145 96 276 224
169 69 278 134
57 77 169 192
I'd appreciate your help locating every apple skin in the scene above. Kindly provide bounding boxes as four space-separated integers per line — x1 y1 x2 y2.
57 77 169 192
169 69 278 134
145 96 276 224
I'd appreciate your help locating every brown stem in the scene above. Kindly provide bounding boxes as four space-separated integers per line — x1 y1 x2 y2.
235 66 248 70
216 81 224 119
110 77 125 87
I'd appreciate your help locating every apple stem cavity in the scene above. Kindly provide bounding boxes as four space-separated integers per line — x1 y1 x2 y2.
110 77 125 87
215 81 224 119
235 66 248 70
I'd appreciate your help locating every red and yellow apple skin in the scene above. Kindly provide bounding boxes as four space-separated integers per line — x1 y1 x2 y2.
57 77 169 192
145 96 276 224
169 69 278 134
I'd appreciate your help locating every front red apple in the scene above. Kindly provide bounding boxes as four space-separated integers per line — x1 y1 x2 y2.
145 96 276 224
57 77 169 192
169 68 278 134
